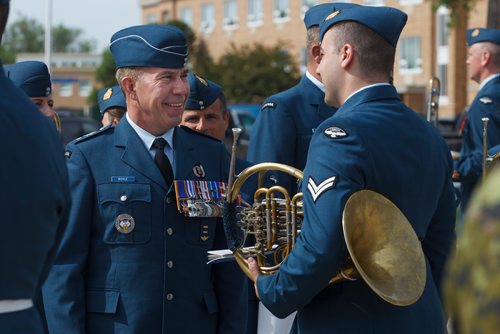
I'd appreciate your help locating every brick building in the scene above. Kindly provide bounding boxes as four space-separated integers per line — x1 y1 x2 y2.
140 0 489 120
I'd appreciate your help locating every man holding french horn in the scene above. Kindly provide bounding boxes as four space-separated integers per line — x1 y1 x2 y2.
247 4 456 333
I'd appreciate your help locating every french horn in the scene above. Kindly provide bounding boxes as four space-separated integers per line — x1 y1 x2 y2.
222 130 426 306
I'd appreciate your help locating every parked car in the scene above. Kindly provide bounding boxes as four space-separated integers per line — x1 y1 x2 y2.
57 109 101 145
225 104 259 159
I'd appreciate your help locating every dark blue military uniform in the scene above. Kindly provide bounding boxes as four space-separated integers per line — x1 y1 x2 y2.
456 74 500 212
248 75 335 193
0 60 70 333
256 6 456 333
42 121 247 333
257 83 456 334
455 28 500 215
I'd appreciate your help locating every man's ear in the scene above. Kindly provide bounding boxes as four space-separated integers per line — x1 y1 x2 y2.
121 77 137 101
481 50 491 67
311 44 322 64
340 44 354 68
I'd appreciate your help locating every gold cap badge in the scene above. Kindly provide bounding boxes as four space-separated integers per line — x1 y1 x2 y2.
103 87 113 100
472 28 480 37
324 10 341 22
195 75 208 87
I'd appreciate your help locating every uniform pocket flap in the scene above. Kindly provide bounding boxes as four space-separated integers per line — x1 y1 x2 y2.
86 289 120 314
98 183 151 204
203 290 219 314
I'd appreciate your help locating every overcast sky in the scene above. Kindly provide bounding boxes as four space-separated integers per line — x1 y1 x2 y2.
8 0 141 52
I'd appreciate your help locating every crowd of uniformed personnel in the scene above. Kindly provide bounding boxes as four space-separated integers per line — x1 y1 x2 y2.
1 0 500 332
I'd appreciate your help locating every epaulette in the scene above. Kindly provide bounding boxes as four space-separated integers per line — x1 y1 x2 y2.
74 124 112 144
178 125 222 143
261 101 277 111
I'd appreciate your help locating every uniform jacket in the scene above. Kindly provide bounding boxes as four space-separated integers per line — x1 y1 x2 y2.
248 75 336 193
257 84 457 334
456 75 500 212
0 64 70 333
42 120 247 334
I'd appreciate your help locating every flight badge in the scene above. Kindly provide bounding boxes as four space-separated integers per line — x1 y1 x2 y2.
193 163 206 178
115 213 135 234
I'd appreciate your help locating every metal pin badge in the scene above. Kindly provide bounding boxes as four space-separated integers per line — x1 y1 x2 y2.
115 213 135 234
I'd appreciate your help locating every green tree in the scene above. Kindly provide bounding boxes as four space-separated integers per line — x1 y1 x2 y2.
191 38 216 79
3 15 44 53
430 0 499 28
52 24 96 52
215 42 299 103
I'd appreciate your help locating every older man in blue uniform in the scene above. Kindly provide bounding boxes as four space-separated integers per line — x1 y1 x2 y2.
454 28 500 217
248 5 456 333
97 84 126 127
248 3 354 194
42 25 247 334
0 1 70 333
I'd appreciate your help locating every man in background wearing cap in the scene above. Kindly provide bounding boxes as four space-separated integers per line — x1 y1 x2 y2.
248 3 350 195
42 25 246 334
454 28 500 218
248 5 456 333
0 1 70 333
97 84 126 127
5 60 61 130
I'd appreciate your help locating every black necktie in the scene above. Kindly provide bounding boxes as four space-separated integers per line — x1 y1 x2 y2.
152 137 173 187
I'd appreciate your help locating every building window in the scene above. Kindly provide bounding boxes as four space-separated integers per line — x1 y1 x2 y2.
436 6 449 102
399 37 422 74
200 3 215 33
59 82 73 97
146 14 156 24
364 0 384 6
247 0 263 26
180 7 192 26
223 0 238 28
79 79 91 97
273 0 290 22
301 0 318 18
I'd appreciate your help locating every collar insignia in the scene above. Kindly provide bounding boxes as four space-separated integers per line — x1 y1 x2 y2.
480 97 492 104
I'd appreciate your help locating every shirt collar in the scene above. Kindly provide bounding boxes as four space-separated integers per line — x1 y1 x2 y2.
306 70 325 92
126 112 174 157
343 83 392 104
479 73 500 91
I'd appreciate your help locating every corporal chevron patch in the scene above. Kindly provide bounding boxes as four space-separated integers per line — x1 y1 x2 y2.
307 176 337 202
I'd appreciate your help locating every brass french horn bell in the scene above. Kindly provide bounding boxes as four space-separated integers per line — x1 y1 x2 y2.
338 190 426 306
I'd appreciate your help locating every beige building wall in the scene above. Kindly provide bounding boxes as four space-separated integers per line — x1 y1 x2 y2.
140 0 489 119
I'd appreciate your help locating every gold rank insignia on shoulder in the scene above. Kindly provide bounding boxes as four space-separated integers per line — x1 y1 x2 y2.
103 87 113 100
472 28 480 37
480 97 493 104
115 213 135 234
324 10 340 22
174 180 227 217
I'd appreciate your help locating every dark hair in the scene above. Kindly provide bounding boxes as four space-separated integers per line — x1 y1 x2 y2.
105 107 126 120
332 21 395 80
